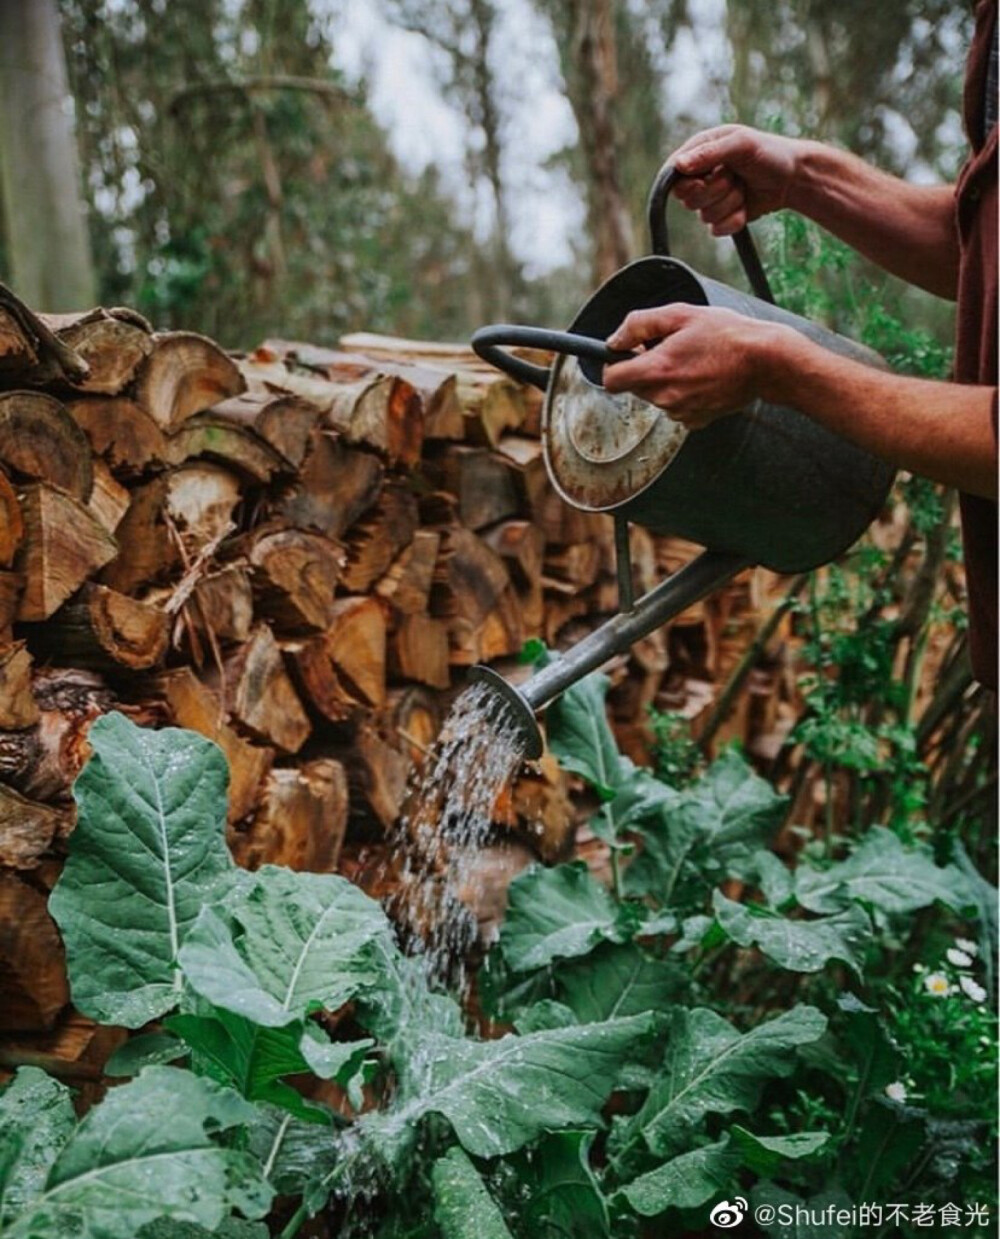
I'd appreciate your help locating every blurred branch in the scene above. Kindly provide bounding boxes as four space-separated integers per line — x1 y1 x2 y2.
168 75 351 115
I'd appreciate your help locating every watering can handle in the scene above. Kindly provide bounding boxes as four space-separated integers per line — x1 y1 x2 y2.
647 163 776 305
470 325 637 392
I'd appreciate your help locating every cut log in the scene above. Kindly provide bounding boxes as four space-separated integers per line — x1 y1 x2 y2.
65 395 168 478
431 526 511 630
207 390 322 468
327 373 424 466
380 685 442 763
0 874 69 1032
456 373 526 447
285 595 387 719
375 529 440 616
87 458 131 535
0 641 39 728
134 331 246 430
284 638 357 725
274 431 384 540
248 528 344 633
342 485 419 593
190 563 254 645
342 721 410 833
496 434 548 511
0 390 93 500
221 625 311 754
436 446 521 531
0 305 37 377
16 483 118 621
165 414 291 482
544 541 602 590
43 307 153 394
455 584 524 665
156 667 272 823
31 584 168 671
482 520 544 591
0 783 64 868
389 612 451 690
229 760 348 873
0 468 23 566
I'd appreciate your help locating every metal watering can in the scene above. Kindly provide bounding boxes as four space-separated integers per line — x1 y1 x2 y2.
468 163 895 760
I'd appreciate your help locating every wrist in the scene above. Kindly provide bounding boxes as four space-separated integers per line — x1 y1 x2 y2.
751 324 804 405
784 139 834 216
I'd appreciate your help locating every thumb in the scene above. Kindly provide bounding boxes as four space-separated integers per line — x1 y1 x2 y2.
606 304 693 351
673 129 755 177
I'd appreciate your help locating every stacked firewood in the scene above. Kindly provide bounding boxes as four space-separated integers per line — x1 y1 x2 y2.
0 287 798 1061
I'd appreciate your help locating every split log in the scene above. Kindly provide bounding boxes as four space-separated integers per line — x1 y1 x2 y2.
0 784 65 869
284 638 357 725
207 390 322 468
248 528 344 633
436 446 522 531
275 431 384 540
41 307 153 394
87 459 131 535
156 667 272 823
221 625 312 754
375 529 440 616
431 526 511 629
0 305 38 378
229 760 348 873
30 584 168 672
0 469 23 566
342 486 419 593
341 720 410 833
0 874 69 1032
389 613 451 690
285 596 387 721
326 373 423 466
0 390 93 500
0 641 39 728
482 520 544 590
16 483 118 621
379 685 442 763
134 331 245 430
544 541 602 590
455 373 526 448
190 563 254 645
165 414 291 483
65 395 168 478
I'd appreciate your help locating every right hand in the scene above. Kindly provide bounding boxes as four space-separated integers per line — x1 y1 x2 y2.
668 125 803 235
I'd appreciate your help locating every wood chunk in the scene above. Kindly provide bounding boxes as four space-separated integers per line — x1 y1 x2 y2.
275 431 384 540
344 721 410 832
389 613 451 689
0 874 69 1031
284 638 357 725
0 641 39 728
208 390 322 468
222 625 311 754
342 486 419 593
457 584 525 665
380 685 442 762
97 475 177 595
46 308 153 394
229 760 348 873
327 373 424 466
482 520 544 591
16 483 118 621
456 373 525 448
0 390 94 500
375 529 440 616
248 529 344 633
0 468 23 567
431 526 511 629
87 458 131 535
285 595 387 719
544 541 602 590
437 446 521 531
164 464 242 556
32 584 168 671
0 305 37 376
0 783 63 868
165 414 290 482
157 667 272 823
191 563 254 645
0 572 23 644
496 434 548 510
65 395 168 478
135 331 246 430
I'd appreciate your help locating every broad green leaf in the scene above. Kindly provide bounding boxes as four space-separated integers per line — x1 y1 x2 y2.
513 1001 579 1033
432 1147 513 1239
476 946 556 1023
0 1068 76 1231
178 866 391 1027
853 1098 926 1198
750 1183 855 1239
509 1130 610 1239
730 1126 830 1175
248 1106 343 1212
105 1031 187 1077
139 1221 269 1239
5 1067 270 1239
795 827 971 917
357 942 465 1043
835 994 900 1098
622 1005 827 1158
599 764 681 841
752 850 796 909
364 1014 654 1160
498 863 624 972
545 673 622 799
298 1024 373 1083
619 1139 738 1216
555 942 684 1023
49 713 235 1027
952 840 997 997
713 891 871 974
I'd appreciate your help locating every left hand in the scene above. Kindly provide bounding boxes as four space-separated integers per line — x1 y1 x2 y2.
604 304 790 429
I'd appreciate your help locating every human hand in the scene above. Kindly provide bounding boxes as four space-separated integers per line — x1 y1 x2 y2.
603 304 793 429
667 124 803 235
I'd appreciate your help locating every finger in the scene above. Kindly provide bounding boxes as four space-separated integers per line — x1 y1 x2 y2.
602 354 677 396
668 125 740 172
709 206 749 237
699 185 747 227
606 305 693 351
682 167 740 211
673 127 755 178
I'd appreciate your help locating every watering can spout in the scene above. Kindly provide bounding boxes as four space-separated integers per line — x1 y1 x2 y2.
469 549 750 761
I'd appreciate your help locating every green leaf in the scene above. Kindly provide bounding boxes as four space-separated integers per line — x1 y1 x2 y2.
49 713 235 1027
730 1126 830 1175
513 1001 579 1033
365 1015 654 1160
0 1068 76 1232
356 942 465 1043
105 1032 188 1077
509 1130 610 1238
600 764 680 839
619 1139 738 1216
752 850 796 909
545 673 622 799
853 1098 926 1199
432 1147 513 1239
5 1067 270 1239
498 863 624 972
139 1221 269 1239
247 1106 343 1212
795 827 971 917
713 891 871 974
835 994 900 1098
178 866 391 1027
621 1005 827 1158
750 1184 855 1239
555 942 684 1023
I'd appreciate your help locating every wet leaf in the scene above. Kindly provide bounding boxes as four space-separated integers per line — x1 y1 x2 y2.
509 1130 610 1238
432 1147 513 1239
545 673 622 799
713 891 871 974
0 1068 76 1231
498 863 625 972
619 1138 738 1216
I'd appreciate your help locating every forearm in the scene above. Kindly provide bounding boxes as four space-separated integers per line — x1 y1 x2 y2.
761 329 997 499
787 141 959 299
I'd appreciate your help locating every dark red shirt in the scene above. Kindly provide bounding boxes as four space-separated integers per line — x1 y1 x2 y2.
955 0 998 688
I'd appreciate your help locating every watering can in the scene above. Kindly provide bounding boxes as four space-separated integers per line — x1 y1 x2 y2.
468 163 895 760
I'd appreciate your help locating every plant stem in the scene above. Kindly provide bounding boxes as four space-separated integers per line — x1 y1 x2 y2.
279 1201 310 1239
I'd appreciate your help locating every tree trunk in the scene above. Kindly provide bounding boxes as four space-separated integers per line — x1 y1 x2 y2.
0 0 96 309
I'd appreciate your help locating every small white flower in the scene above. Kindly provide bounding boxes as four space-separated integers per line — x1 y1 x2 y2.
947 948 974 968
884 1081 908 1103
959 975 987 1004
955 937 979 957
924 972 951 997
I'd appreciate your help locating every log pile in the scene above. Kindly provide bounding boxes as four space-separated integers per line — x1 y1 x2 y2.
0 290 801 1068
